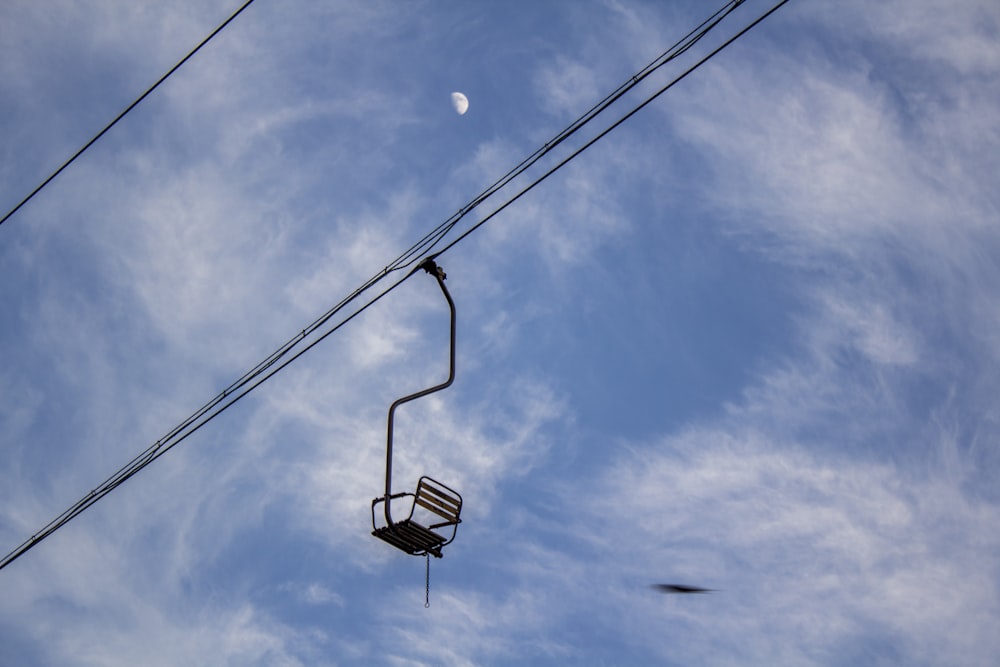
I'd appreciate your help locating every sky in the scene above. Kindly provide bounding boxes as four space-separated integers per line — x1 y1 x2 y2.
1 0 999 665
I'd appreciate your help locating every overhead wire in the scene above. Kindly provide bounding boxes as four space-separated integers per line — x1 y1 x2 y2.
0 267 415 572
0 0 791 572
388 0 749 272
431 0 792 261
0 0 258 230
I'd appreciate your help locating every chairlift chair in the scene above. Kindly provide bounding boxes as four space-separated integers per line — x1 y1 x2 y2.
372 475 462 558
371 259 463 558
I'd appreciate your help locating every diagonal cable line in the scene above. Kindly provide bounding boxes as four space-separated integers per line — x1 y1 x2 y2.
0 0 257 230
431 0 793 261
0 265 417 572
0 0 791 572
392 0 749 271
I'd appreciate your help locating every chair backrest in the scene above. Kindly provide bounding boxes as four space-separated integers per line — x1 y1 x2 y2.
412 476 462 529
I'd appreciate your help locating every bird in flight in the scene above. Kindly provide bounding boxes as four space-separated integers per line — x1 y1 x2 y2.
652 583 714 594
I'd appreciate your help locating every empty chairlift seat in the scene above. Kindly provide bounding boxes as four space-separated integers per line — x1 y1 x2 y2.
372 476 462 558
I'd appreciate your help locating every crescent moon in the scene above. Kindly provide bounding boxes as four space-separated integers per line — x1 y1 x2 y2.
451 91 469 115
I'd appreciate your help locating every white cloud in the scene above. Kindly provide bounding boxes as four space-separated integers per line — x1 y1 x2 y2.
375 587 570 666
3 1 999 665
820 291 919 367
563 429 1000 665
534 56 602 119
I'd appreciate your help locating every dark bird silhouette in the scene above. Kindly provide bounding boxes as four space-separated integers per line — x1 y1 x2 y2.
652 583 714 594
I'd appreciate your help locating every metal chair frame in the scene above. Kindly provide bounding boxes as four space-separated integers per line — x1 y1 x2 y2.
372 476 462 558
371 259 462 558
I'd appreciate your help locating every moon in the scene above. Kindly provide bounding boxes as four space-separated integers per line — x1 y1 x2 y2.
450 91 469 115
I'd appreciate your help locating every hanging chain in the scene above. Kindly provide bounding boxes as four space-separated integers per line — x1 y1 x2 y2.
425 553 431 608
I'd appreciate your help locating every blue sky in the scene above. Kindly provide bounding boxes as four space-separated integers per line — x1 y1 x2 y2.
2 1 999 665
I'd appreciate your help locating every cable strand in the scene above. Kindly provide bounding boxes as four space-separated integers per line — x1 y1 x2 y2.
0 0 258 230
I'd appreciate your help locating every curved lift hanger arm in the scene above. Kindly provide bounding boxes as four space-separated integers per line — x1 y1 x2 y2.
371 258 463 559
382 258 455 523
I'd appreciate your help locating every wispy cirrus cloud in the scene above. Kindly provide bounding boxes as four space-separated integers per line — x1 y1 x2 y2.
572 428 1000 665
2 1 998 666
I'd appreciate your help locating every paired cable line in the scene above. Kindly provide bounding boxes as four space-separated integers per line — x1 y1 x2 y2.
395 0 749 271
432 0 792 261
0 0 791 572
